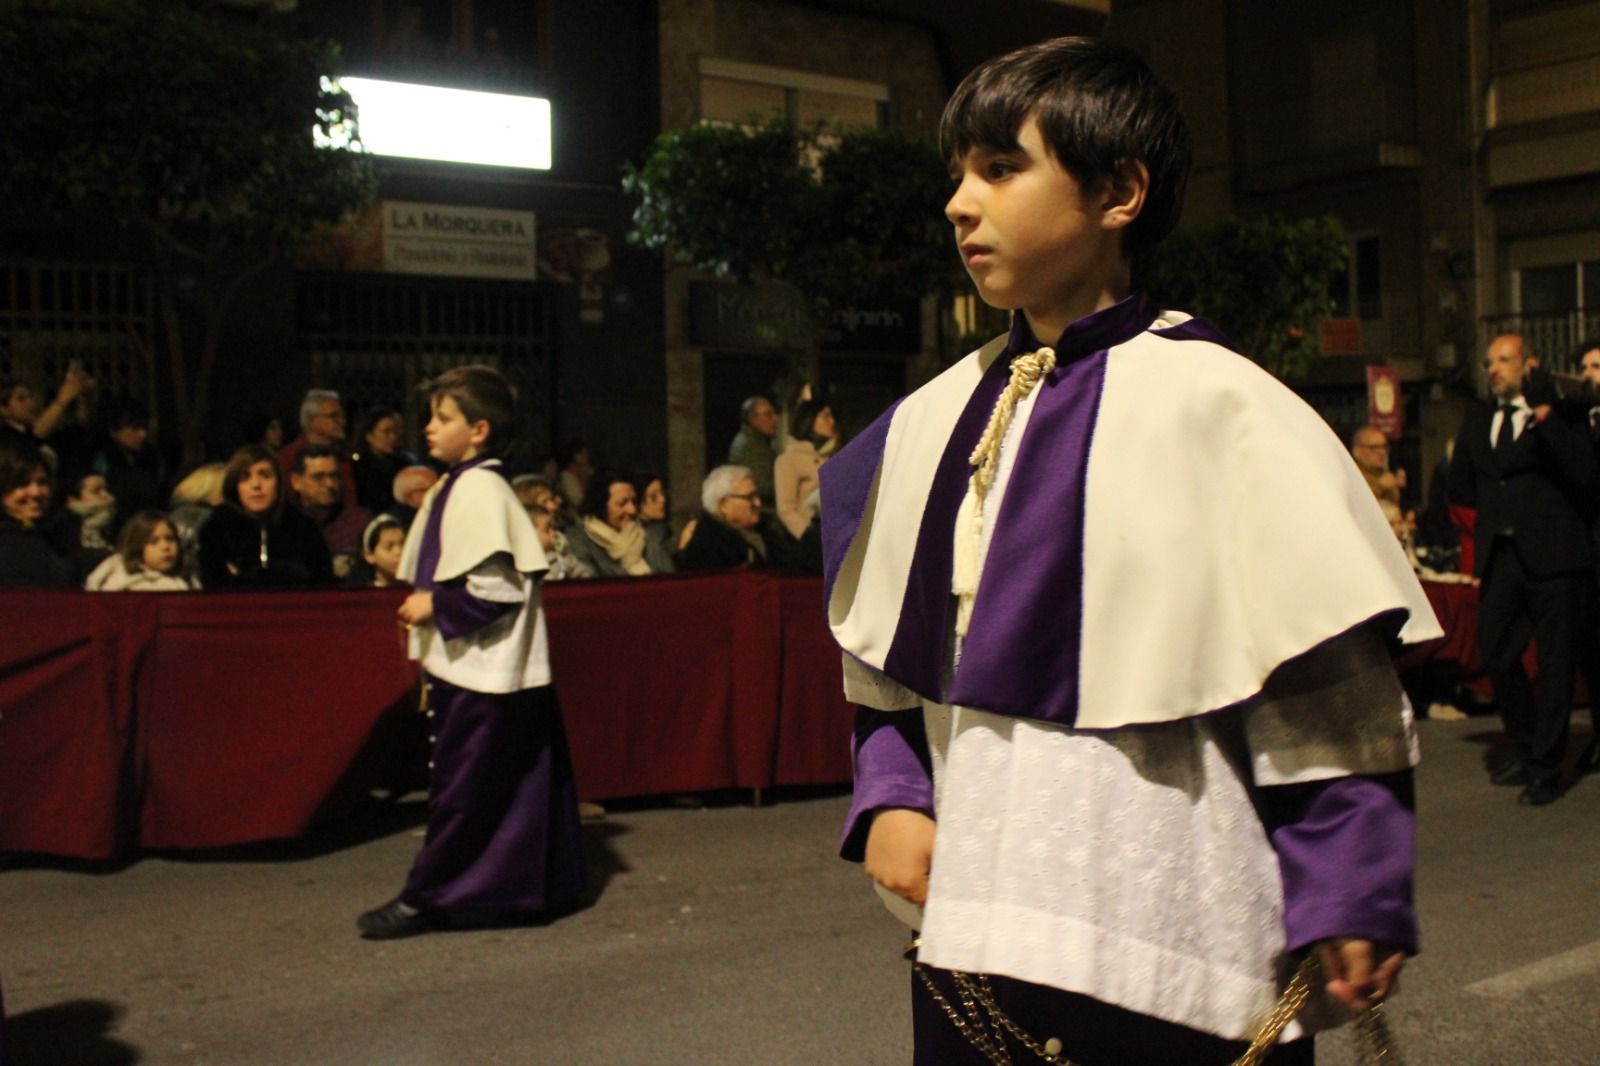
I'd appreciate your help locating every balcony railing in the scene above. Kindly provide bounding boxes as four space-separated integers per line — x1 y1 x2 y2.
1481 310 1600 374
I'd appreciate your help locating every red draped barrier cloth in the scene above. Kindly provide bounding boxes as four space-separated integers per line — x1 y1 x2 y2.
136 590 421 849
0 573 854 859
0 593 153 858
772 576 854 787
542 571 782 800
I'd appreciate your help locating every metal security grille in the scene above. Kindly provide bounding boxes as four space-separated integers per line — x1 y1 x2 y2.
294 272 554 459
0 260 157 407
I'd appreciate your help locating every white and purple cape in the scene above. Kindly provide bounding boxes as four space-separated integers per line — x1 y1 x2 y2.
821 294 1442 727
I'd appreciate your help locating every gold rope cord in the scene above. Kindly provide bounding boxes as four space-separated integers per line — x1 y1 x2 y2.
913 955 1403 1066
967 347 1058 511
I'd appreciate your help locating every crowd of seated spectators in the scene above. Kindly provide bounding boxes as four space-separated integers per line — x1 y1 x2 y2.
0 374 842 593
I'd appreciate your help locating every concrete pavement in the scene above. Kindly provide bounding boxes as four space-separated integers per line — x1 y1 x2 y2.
3 717 1599 1065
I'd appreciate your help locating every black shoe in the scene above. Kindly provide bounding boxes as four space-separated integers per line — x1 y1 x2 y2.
1578 739 1600 775
357 899 439 940
1517 779 1561 806
1490 761 1531 786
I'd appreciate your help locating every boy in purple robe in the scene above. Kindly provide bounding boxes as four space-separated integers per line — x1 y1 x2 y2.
358 365 586 939
820 38 1442 1063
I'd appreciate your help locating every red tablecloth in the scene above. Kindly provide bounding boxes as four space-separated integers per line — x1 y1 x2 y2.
0 572 854 859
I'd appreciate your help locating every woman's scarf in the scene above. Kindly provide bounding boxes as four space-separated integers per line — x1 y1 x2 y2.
582 515 652 575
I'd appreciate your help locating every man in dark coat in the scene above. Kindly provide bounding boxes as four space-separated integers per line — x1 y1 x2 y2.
675 464 782 571
1448 334 1600 804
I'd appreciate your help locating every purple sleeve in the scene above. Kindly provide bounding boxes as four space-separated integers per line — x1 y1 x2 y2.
1257 770 1418 954
838 707 934 862
432 584 519 641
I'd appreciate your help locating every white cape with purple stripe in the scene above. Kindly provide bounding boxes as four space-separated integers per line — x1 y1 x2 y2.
820 302 1442 730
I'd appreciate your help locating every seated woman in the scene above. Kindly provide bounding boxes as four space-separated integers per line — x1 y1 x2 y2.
632 470 678 574
564 469 673 578
773 400 835 541
167 462 227 584
85 509 193 591
0 435 89 588
198 444 334 587
351 407 417 514
675 464 781 572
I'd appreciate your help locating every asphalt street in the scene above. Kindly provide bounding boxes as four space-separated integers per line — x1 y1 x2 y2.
3 716 1599 1065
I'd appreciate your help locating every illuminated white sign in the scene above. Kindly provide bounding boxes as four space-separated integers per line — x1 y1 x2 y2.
322 77 552 170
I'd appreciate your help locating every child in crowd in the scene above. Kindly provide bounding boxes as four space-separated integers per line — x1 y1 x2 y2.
358 365 586 939
354 514 406 588
527 505 589 581
85 509 192 591
821 38 1441 1064
64 471 117 553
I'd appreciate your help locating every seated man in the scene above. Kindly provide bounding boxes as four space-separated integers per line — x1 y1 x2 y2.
292 444 370 579
1350 424 1404 509
675 464 781 571
391 464 439 530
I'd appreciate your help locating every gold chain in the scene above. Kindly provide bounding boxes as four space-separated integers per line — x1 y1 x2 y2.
914 955 1401 1066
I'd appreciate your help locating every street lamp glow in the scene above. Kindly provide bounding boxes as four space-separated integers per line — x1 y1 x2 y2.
321 76 552 170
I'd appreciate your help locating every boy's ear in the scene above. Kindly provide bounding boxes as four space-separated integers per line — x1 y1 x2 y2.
469 419 492 447
1100 159 1149 233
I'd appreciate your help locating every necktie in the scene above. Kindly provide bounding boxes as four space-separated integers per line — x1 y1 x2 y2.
1495 405 1517 453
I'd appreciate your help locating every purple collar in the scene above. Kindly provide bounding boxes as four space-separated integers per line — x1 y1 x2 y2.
413 455 497 590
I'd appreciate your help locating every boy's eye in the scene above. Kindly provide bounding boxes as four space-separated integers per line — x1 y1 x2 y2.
986 160 1017 180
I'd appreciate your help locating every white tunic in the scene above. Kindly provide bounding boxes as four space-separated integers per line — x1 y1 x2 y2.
396 461 553 694
852 380 1419 1040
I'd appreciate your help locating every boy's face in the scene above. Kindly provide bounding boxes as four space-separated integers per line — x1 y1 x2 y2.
945 116 1122 338
426 395 488 466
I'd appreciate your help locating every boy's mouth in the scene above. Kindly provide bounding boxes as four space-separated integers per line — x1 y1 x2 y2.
960 242 993 265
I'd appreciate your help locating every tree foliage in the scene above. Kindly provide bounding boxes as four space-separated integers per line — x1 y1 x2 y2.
622 118 957 309
0 1 376 462
1141 216 1348 380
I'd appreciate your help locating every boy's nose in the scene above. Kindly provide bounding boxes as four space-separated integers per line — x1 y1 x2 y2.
945 179 978 227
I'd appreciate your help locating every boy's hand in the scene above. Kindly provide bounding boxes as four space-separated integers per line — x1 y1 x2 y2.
864 808 935 905
398 591 434 626
1316 938 1404 1011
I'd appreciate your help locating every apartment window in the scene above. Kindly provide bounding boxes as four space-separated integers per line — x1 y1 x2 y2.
1329 235 1382 321
699 58 887 129
1518 260 1600 314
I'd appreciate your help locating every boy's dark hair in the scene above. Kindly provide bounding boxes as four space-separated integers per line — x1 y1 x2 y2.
117 508 174 567
940 36 1192 261
423 365 517 453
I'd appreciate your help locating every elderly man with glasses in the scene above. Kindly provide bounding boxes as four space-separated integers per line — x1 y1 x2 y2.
675 464 785 571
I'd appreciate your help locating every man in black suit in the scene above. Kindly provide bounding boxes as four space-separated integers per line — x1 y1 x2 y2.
1449 334 1599 804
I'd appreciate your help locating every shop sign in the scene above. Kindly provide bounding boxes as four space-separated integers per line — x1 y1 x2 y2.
1319 317 1362 356
297 201 537 280
381 201 537 280
689 281 920 353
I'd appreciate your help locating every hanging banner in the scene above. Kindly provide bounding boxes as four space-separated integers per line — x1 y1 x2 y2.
1367 364 1402 439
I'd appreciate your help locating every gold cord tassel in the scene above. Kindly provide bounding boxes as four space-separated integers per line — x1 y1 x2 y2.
953 347 1057 637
